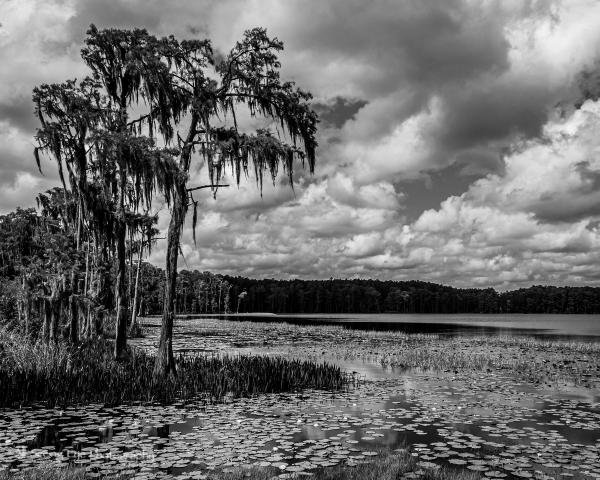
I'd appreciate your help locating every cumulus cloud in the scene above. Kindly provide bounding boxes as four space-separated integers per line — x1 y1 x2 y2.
2 0 600 287
152 97 600 289
406 99 600 287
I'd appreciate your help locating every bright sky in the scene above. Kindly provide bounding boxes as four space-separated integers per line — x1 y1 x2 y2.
2 0 600 289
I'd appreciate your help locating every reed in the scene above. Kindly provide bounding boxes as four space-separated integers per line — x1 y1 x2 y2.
0 328 352 408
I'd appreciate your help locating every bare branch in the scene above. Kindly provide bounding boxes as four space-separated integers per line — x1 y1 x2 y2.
186 184 229 193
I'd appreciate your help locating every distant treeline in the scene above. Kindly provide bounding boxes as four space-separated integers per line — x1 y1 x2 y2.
222 278 600 314
135 266 600 315
2 205 600 320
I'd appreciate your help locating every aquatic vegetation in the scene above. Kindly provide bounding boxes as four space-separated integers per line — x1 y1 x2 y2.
0 467 89 479
2 366 600 478
0 450 484 480
215 449 481 480
0 326 71 375
2 317 600 478
0 328 352 408
135 317 600 387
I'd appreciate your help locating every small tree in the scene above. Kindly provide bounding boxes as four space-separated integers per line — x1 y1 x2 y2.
237 291 247 314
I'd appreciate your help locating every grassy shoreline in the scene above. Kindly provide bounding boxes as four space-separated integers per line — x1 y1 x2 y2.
0 327 351 408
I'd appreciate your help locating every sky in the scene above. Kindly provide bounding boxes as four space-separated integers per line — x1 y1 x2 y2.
2 0 600 289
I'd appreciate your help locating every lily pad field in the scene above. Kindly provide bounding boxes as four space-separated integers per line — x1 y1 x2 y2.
1 316 599 480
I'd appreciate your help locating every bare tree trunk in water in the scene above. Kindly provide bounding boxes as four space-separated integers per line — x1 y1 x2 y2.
114 222 128 359
154 190 185 377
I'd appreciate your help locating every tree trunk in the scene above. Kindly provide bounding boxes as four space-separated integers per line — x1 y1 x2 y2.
49 299 59 343
114 222 128 360
155 113 197 378
42 299 51 343
128 228 134 316
24 299 30 336
70 296 79 344
129 240 143 335
69 271 78 344
218 283 222 313
22 276 30 336
154 192 185 377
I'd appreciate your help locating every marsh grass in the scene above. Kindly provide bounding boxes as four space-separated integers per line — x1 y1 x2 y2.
376 348 493 371
473 334 600 352
135 317 600 386
0 327 351 408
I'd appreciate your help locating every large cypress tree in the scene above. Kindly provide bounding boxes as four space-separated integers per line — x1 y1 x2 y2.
35 25 318 372
34 34 180 358
150 28 318 376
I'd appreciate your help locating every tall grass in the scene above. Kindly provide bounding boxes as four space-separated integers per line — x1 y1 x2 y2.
0 327 352 408
470 334 600 352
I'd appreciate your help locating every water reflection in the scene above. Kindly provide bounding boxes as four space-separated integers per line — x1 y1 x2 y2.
188 313 600 339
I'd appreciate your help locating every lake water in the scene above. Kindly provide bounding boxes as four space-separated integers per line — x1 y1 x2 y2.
3 315 600 479
195 313 600 339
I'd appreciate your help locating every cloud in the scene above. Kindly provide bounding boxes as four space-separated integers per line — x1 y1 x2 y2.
3 0 600 288
404 98 600 287
313 97 368 129
0 172 57 214
147 96 600 289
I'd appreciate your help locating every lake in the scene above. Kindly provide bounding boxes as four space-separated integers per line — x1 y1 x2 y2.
190 313 600 339
2 315 600 479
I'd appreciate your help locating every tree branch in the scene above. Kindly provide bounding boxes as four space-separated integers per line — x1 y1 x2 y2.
186 184 229 193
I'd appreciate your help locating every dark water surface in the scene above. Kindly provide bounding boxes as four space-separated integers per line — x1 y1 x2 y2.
192 313 600 339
